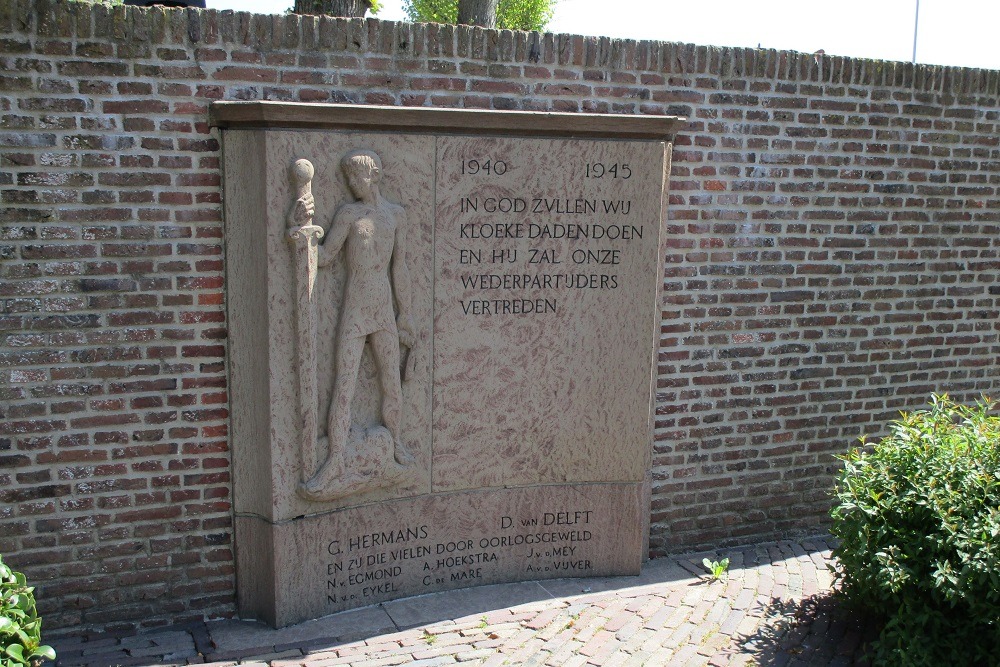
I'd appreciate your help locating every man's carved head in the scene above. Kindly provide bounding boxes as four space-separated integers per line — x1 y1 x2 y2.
342 149 382 199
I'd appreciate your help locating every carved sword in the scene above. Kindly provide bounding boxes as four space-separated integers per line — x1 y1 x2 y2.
287 158 324 482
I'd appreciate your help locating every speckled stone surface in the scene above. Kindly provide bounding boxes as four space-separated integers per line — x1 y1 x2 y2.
432 136 665 493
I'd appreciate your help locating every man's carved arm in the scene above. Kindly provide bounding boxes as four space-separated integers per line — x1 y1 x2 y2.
392 208 415 349
318 207 352 268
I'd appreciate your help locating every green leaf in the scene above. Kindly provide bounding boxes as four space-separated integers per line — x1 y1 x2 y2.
29 646 56 662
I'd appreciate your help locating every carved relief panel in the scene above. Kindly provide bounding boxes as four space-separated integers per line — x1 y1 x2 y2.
227 130 435 522
218 103 682 627
288 150 420 503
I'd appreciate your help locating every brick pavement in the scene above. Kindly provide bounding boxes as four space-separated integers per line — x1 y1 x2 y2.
49 538 875 667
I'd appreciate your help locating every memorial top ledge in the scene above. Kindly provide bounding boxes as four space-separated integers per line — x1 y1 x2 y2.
210 102 686 141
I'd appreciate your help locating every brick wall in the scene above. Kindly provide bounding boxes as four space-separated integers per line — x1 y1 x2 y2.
1 0 998 633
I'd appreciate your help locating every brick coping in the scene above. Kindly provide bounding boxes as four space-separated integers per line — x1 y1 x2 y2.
8 0 998 94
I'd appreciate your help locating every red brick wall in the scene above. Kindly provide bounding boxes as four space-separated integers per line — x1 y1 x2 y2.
1 0 998 632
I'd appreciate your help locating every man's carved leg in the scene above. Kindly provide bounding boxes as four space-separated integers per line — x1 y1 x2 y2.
370 329 415 466
303 334 365 494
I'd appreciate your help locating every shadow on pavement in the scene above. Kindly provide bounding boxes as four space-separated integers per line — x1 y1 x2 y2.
737 593 877 666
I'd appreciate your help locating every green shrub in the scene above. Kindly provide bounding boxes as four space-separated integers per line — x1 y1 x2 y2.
0 555 55 667
830 394 1000 666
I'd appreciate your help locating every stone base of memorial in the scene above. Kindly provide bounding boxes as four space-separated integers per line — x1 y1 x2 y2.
214 103 683 627
236 484 645 625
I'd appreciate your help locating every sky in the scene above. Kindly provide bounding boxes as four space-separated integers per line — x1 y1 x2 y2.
204 0 1000 71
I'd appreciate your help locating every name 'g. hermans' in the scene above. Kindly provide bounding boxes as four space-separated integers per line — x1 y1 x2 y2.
348 525 429 551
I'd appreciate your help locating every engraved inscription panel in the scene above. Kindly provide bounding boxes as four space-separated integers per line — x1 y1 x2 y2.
258 483 644 624
433 137 665 492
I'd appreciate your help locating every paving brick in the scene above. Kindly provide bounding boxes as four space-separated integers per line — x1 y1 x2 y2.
556 655 590 667
642 603 677 631
410 641 475 661
523 609 563 631
577 629 616 658
453 647 495 662
601 610 634 633
347 656 413 667
402 656 458 667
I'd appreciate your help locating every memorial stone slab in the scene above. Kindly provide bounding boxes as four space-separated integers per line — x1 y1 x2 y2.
213 103 683 627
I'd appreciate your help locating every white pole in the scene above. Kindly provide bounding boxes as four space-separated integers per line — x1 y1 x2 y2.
912 0 920 64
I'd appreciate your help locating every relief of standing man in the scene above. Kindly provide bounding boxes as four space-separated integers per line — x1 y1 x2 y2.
290 149 418 502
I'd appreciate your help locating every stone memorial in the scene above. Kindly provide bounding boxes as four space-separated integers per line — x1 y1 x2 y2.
213 103 684 627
